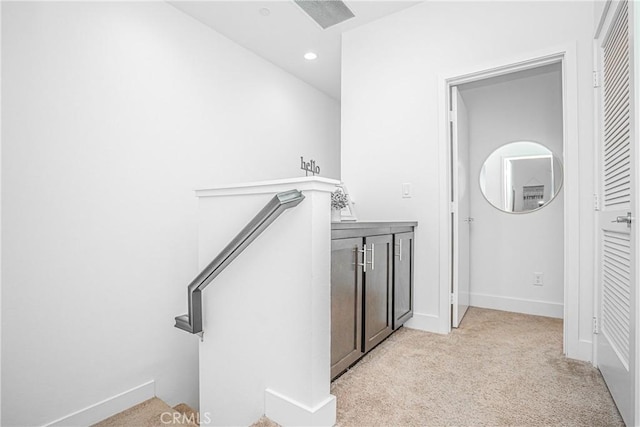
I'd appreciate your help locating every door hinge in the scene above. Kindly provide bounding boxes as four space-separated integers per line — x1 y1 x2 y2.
450 201 456 213
448 110 455 122
593 316 599 334
593 70 600 88
593 193 600 211
450 293 455 304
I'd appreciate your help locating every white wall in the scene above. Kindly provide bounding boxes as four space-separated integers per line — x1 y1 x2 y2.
341 1 594 358
1 2 340 426
196 178 337 426
459 66 564 318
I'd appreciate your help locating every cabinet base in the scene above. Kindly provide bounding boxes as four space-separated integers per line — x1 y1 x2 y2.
331 326 405 381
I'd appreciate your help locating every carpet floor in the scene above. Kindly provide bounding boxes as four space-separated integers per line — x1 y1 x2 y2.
330 307 624 426
92 398 199 427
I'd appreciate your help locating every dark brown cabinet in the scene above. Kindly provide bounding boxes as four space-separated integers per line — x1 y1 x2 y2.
362 234 393 352
393 232 414 329
330 237 363 379
330 222 416 380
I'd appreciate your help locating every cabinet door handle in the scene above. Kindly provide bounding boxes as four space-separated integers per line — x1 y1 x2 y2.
366 243 375 270
358 246 367 272
395 239 402 261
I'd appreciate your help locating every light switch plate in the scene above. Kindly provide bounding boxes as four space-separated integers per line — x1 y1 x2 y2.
402 183 412 198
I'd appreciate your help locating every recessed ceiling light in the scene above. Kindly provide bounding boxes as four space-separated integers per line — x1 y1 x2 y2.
304 52 318 61
258 7 271 16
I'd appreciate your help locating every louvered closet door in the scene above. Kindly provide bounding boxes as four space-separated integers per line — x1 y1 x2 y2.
596 1 636 425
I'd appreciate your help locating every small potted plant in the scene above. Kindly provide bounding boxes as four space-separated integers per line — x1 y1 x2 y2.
331 188 348 222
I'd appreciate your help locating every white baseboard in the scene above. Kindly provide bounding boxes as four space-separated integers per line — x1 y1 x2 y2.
265 388 336 427
576 339 593 363
404 312 446 334
470 292 564 319
44 380 155 427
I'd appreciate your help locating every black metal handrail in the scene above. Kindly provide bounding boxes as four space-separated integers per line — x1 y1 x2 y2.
174 189 305 337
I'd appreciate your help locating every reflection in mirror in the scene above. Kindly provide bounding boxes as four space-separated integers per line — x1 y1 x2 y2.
479 141 563 213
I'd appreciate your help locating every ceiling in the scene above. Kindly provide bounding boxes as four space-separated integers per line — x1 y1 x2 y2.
169 1 421 100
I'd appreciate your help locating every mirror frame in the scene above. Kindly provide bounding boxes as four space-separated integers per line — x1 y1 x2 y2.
479 141 564 214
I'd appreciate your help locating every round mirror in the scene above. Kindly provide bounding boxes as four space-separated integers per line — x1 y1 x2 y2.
479 141 563 213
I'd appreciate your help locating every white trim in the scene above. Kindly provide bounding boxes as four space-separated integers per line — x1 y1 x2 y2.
437 65 453 335
438 44 582 360
195 176 340 198
404 312 447 334
0 1 3 422
43 380 155 427
578 339 594 364
631 1 640 423
560 43 582 361
264 388 336 427
469 292 563 319
439 47 565 88
594 0 614 39
592 18 603 369
447 56 562 86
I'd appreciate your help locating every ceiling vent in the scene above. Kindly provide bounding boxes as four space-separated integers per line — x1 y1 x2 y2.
293 0 355 29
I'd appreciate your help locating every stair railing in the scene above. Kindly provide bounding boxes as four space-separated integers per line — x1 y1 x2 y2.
174 189 305 338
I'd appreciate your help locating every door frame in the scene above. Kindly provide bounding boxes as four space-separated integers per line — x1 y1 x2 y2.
437 44 583 360
634 4 639 424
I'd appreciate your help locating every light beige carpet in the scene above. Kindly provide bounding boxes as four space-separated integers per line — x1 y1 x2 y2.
101 308 623 427
330 307 624 426
92 397 199 427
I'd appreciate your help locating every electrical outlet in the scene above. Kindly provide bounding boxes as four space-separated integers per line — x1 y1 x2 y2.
534 272 544 286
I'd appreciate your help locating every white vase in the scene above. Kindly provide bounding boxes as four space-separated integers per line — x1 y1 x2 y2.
331 209 341 222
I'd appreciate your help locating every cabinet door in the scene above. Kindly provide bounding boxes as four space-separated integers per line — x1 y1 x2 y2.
363 234 393 352
331 238 363 379
393 232 414 329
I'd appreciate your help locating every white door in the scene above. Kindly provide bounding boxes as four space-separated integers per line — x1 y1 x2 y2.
451 86 471 328
595 1 636 425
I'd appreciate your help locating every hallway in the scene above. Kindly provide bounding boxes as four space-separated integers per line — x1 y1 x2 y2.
331 308 623 426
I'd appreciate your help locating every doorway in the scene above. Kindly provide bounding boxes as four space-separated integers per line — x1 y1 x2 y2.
450 63 565 329
443 56 578 344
